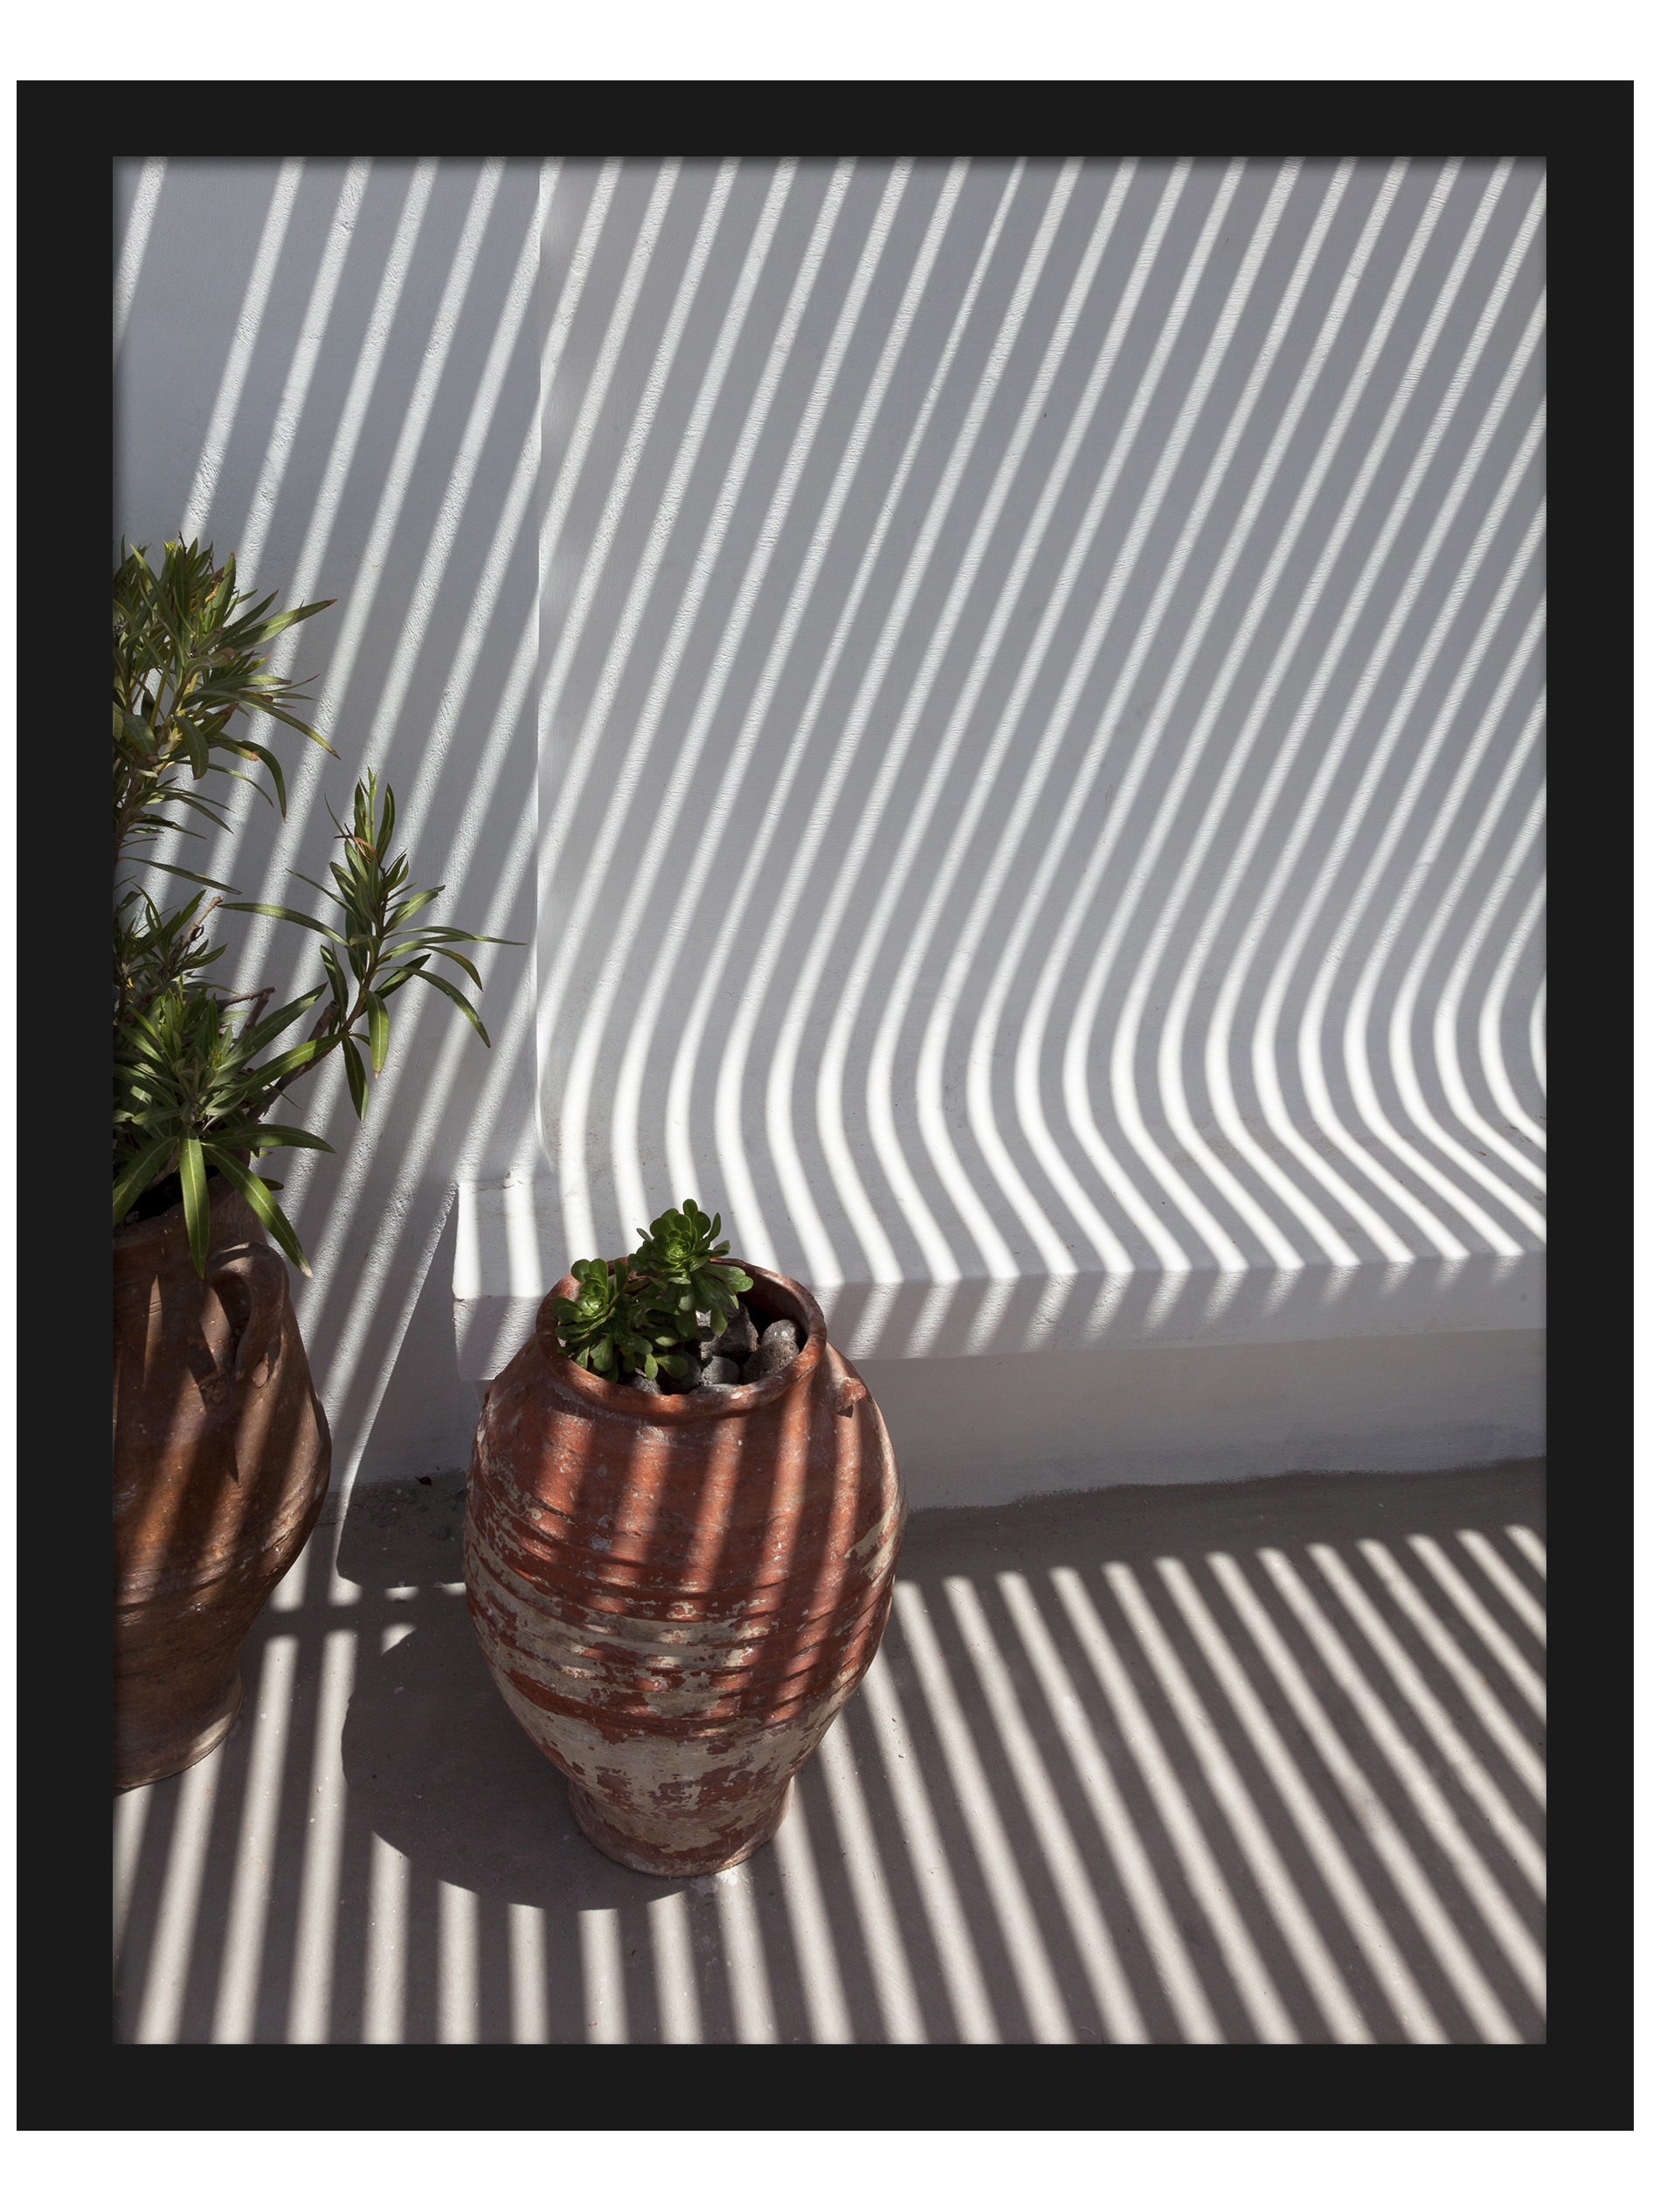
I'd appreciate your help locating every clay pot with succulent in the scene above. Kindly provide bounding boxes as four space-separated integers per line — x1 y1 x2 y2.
113 536 517 1790
463 1200 907 1875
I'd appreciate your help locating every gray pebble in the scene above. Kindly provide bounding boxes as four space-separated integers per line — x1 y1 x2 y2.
742 1318 802 1382
623 1371 662 1395
697 1356 743 1389
698 1303 759 1364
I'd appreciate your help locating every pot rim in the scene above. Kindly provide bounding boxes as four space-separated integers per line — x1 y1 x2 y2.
534 1258 828 1422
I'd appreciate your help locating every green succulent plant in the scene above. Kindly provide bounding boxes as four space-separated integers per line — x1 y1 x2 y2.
113 536 521 1277
552 1201 755 1383
548 1257 693 1383
633 1200 753 1341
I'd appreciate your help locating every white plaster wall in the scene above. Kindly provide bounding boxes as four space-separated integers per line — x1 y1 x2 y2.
115 157 546 1487
528 156 1545 1359
116 153 1546 1501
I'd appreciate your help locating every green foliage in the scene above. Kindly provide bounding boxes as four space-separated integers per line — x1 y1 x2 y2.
633 1200 752 1338
552 1201 755 1382
113 538 521 1275
547 1258 694 1384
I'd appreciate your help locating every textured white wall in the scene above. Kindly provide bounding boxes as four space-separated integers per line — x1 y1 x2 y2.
115 153 1546 1497
529 156 1545 1363
115 157 545 1485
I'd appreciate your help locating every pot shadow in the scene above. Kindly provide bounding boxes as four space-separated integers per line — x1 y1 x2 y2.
335 1477 766 2041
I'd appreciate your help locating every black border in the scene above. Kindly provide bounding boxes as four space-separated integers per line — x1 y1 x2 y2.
23 74 1629 2130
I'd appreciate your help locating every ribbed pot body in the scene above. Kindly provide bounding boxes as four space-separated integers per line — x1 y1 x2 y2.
464 1262 906 1876
114 1180 331 1790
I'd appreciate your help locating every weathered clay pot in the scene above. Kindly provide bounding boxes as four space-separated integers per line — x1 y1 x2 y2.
463 1262 906 1876
114 1177 331 1790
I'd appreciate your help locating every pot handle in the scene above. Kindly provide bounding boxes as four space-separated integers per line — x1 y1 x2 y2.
835 1372 868 1417
208 1243 289 1391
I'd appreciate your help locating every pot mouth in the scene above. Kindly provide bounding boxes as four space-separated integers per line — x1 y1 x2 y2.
534 1259 827 1421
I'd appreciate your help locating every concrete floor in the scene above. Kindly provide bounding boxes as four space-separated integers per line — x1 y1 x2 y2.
114 1458 1546 2043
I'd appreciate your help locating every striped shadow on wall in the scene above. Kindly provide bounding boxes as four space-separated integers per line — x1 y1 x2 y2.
457 153 1544 1372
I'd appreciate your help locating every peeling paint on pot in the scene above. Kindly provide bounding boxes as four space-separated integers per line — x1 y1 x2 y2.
463 1262 906 1875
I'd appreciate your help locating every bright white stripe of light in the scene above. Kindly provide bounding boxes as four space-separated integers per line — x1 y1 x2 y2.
647 1890 705 2043
885 159 1262 1296
211 1634 299 2042
1309 1544 1546 1892
578 1906 629 2042
533 159 737 766
815 1713 930 2043
290 159 502 771
1258 1547 1543 2018
1527 977 1546 1098
771 1789 856 2042
1051 1565 1293 2043
1425 774 1558 1194
180 158 306 546
996 1572 1222 2042
358 167 542 767
114 156 167 363
945 1576 1147 2041
1156 1555 1444 2043
1457 1530 1547 1642
752 156 1094 1298
569 159 918 1244
536 156 799 1200
1029 159 1470 1290
234 159 374 586
938 157 1324 1316
191 158 439 949
1319 468 1546 1255
133 1745 225 2043
1505 1525 1546 1580
712 1860 781 2043
686 156 1034 1291
893 1581 1076 2041
114 1787 151 1974
1407 1536 1546 1718
1106 1560 1369 2043
1355 1538 1546 1804
854 1645 1002 2043
437 1881 480 2042
1017 161 1413 1292
1036 161 1361 1288
1195 162 1521 1268
552 160 867 1255
362 1834 410 2043
508 1901 550 2043
1334 534 1546 1241
1205 1548 1509 2043
1264 238 1546 1260
286 1626 357 2041
538 159 815 1053
1466 868 1548 1158
834 162 1193 1310
612 161 972 1246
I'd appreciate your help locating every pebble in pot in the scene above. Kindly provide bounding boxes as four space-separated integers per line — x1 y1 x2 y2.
744 1317 803 1383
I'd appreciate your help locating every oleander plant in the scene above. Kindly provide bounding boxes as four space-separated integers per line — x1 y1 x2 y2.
113 536 516 1276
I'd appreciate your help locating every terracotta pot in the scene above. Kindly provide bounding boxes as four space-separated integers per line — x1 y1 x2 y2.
463 1262 906 1876
114 1177 331 1790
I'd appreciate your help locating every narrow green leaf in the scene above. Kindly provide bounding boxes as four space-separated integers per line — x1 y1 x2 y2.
179 1134 210 1275
139 860 241 894
203 1146 313 1275
221 902 347 945
363 990 391 1075
342 1039 369 1120
411 968 490 1047
112 1136 176 1226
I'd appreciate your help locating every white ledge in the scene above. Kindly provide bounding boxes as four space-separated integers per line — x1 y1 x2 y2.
453 1172 1541 1382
